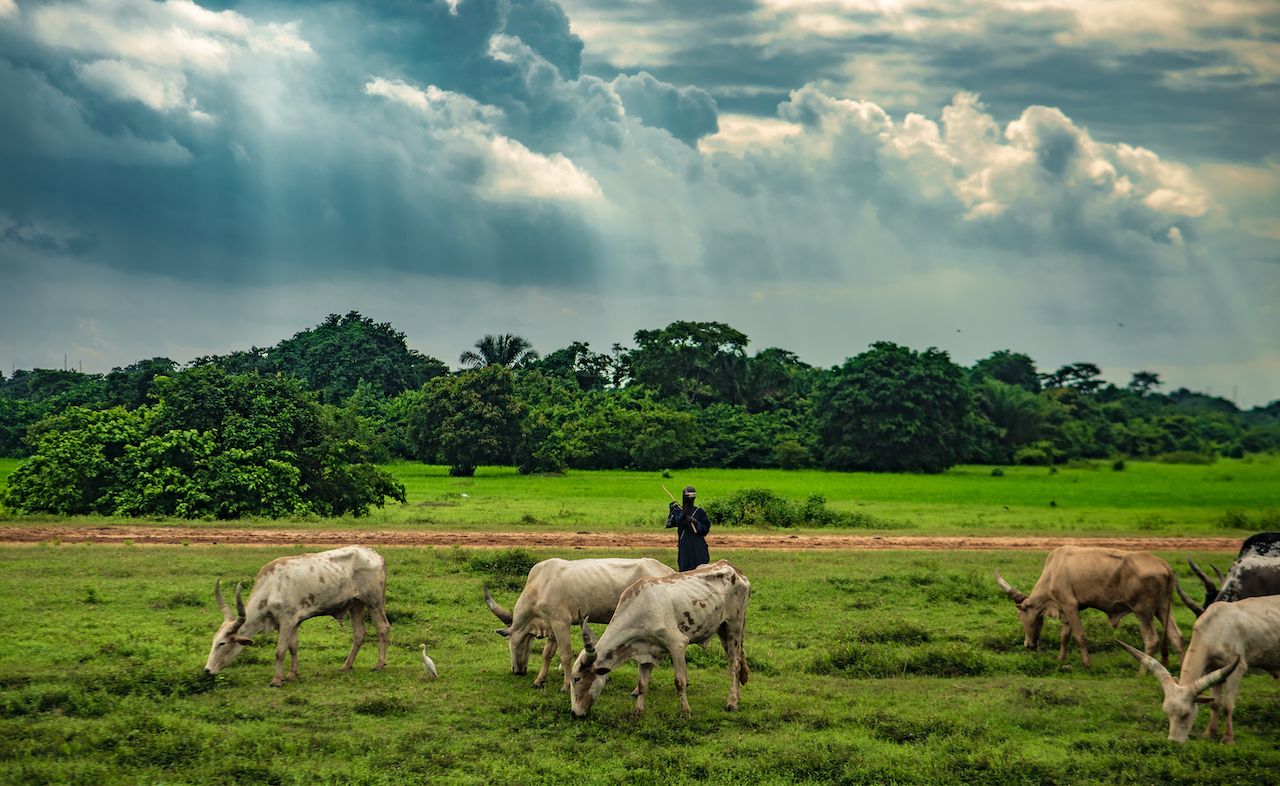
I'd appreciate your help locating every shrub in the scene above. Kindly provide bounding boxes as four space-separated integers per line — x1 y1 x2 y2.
1156 451 1216 465
703 488 856 528
466 549 537 590
1217 509 1251 529
990 467 1005 477
1014 444 1052 466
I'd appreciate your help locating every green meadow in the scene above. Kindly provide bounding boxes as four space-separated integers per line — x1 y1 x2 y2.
4 455 1278 536
2 544 1277 785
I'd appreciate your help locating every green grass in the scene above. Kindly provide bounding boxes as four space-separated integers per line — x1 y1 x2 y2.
3 455 1278 536
1 544 1277 785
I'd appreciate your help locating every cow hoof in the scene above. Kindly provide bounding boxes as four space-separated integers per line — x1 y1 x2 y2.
531 683 545 690
725 704 738 712
270 682 282 688
373 664 386 671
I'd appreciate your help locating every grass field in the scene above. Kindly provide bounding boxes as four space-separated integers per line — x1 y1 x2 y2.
3 456 1278 537
2 544 1277 785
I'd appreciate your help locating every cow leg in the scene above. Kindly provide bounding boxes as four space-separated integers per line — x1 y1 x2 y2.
671 644 692 717
720 625 743 711
287 631 300 681
552 621 575 692
1163 610 1184 658
369 604 390 671
1060 606 1090 667
1057 622 1072 661
532 636 554 689
342 605 367 671
1136 614 1161 674
1219 665 1246 744
1204 684 1222 738
632 662 654 715
272 625 292 687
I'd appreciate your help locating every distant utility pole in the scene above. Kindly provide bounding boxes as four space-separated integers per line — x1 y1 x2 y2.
64 353 67 371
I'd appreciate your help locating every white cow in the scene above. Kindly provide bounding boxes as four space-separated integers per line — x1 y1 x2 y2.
569 559 751 717
1121 594 1280 743
205 546 391 687
484 557 675 691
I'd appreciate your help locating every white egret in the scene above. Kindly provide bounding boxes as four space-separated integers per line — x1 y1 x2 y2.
420 643 438 679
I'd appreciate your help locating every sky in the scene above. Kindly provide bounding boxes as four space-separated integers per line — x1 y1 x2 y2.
1 0 1277 406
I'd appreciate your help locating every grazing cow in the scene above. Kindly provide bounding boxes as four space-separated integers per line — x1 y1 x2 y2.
1178 532 1280 616
569 559 751 718
1120 594 1280 743
994 546 1183 668
205 546 390 687
483 557 675 691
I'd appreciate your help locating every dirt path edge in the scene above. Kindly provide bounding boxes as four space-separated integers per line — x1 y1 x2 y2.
0 526 1242 552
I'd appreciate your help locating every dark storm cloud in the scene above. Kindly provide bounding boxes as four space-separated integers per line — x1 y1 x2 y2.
611 71 717 146
0 0 610 286
924 44 1280 165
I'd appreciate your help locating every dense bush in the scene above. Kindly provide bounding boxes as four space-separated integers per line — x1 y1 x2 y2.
704 488 849 528
3 368 404 519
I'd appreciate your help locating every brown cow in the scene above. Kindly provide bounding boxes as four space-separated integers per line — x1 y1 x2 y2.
995 546 1183 668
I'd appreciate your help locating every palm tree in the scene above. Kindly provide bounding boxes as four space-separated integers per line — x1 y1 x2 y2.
459 334 540 369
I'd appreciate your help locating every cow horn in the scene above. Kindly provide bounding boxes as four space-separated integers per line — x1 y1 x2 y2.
1211 564 1225 585
1192 656 1240 695
1117 639 1176 689
994 570 1027 604
214 578 233 620
1172 574 1204 617
581 619 597 664
1187 557 1218 594
483 585 514 626
234 581 246 623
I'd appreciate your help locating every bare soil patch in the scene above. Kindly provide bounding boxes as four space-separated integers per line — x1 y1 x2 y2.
0 525 1241 552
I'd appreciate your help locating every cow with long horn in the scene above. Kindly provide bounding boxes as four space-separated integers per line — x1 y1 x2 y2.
569 560 751 718
994 546 1183 668
1180 534 1280 617
205 546 390 687
1119 593 1280 743
483 557 674 690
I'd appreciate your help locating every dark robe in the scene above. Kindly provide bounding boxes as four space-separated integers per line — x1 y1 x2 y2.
666 502 711 571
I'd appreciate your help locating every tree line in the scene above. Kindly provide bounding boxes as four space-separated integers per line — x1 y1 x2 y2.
3 311 1278 516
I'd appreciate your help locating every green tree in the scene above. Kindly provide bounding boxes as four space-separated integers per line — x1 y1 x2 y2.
4 368 404 518
972 350 1041 393
270 311 447 403
973 377 1048 462
1127 370 1162 397
816 342 973 472
410 366 523 476
628 321 750 406
459 334 540 369
1042 362 1104 394
105 357 178 408
531 341 614 390
3 407 145 514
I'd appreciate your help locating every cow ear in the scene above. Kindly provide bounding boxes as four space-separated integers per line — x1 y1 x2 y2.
234 636 254 646
1195 695 1216 704
593 667 611 676
496 628 512 638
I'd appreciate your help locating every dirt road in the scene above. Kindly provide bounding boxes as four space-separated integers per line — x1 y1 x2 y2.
0 525 1242 552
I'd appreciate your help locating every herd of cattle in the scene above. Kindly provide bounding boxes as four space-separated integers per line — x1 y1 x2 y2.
203 533 1280 742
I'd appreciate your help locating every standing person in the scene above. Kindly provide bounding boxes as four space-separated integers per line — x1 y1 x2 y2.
666 485 711 571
